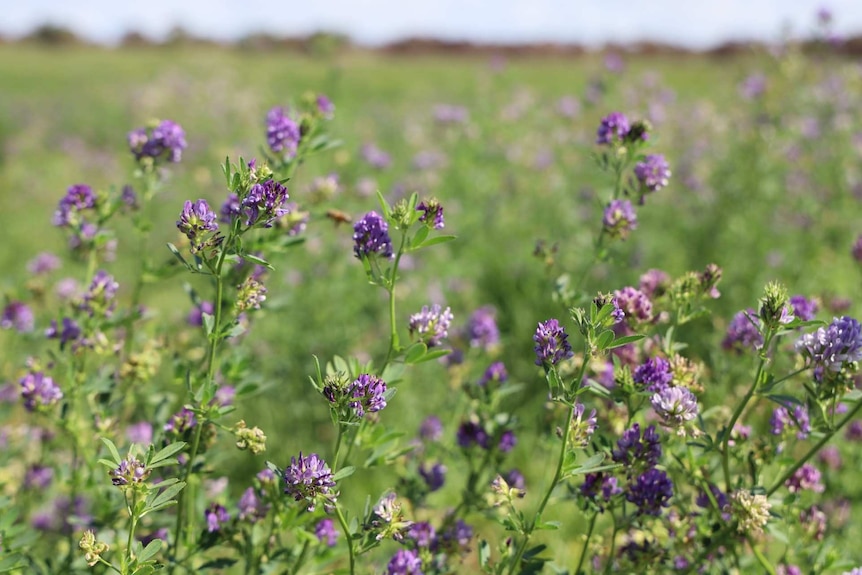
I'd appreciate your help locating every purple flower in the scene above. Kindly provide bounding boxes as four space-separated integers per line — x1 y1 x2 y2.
242 179 290 228
498 430 517 453
266 106 300 159
257 468 278 485
409 304 453 347
187 301 215 327
213 385 235 407
110 456 149 486
506 469 525 490
696 483 729 514
433 104 469 124
796 316 862 372
785 463 825 493
24 465 53 489
633 154 671 195
407 521 437 547
466 306 500 349
612 423 662 472
417 199 445 229
633 357 673 393
347 374 387 418
479 362 508 386
739 73 767 100
164 407 197 435
1 302 34 333
596 112 630 145
126 422 153 445
27 252 61 275
457 419 488 449
315 518 339 546
361 143 392 169
570 402 598 447
626 468 673 516
602 199 638 239
316 94 335 118
282 452 336 512
352 211 393 259
818 445 842 470
723 309 763 353
847 420 862 441
419 416 443 442
20 371 63 411
138 528 168 546
770 405 811 440
205 503 230 532
614 286 653 324
129 120 187 164
790 295 819 322
81 270 119 316
651 386 699 428
638 269 670 298
220 193 241 224
441 519 473 553
53 184 97 227
177 199 219 250
533 318 574 367
45 317 81 349
387 549 423 575
419 462 447 492
238 487 268 522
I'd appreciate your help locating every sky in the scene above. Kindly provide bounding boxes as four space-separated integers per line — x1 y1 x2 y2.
2 0 862 49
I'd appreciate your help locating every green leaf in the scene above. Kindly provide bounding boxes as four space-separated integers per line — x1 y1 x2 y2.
166 243 191 269
415 349 450 363
202 312 215 337
535 520 561 530
376 190 390 220
138 539 162 563
242 252 274 271
414 234 457 249
0 555 28 573
98 458 118 470
410 225 429 249
403 342 427 364
479 540 491 569
101 437 122 465
594 330 614 351
332 466 355 482
606 334 645 349
145 481 186 514
149 441 187 466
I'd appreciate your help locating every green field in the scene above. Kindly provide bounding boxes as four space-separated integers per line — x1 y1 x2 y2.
2 44 862 572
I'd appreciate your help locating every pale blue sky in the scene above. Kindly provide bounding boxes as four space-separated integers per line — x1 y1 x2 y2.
2 0 861 48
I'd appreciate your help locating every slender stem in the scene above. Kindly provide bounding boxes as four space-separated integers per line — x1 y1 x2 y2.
721 331 774 492
334 505 356 575
749 537 776 574
507 404 575 574
381 230 408 372
574 513 597 575
125 492 138 573
292 540 311 574
767 397 862 496
602 514 619 575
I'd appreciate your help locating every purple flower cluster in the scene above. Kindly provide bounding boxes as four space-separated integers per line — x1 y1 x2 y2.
602 199 638 239
282 452 336 512
419 462 447 491
128 120 187 164
770 405 811 440
361 143 392 169
633 357 673 393
20 371 63 411
205 503 230 532
347 374 388 418
580 472 622 511
409 304 453 347
596 112 631 145
387 549 422 575
352 211 393 259
456 419 488 449
626 468 673 516
614 287 653 324
315 518 339 546
1 302 34 333
242 179 290 228
164 407 197 435
266 106 301 160
722 309 763 353
795 316 862 372
634 154 671 194
27 252 61 275
533 318 574 367
53 184 97 228
177 199 219 251
419 416 443 442
81 270 119 316
237 487 268 523
785 463 825 493
612 423 662 472
790 295 819 322
478 362 508 386
651 386 699 428
110 456 148 487
45 317 82 349
466 306 500 350
417 199 445 229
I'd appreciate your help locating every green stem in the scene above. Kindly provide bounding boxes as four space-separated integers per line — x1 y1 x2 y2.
767 396 862 496
507 404 575 575
381 230 408 372
721 331 774 492
334 505 355 575
124 492 138 573
574 513 597 575
602 514 619 575
749 538 776 574
292 540 311 574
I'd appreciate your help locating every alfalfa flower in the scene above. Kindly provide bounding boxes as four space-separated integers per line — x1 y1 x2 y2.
569 402 598 448
417 198 445 229
785 463 825 494
722 309 763 353
282 452 337 512
347 374 388 418
602 199 638 239
109 455 149 487
205 503 230 532
53 184 97 228
352 211 393 259
651 386 699 432
81 270 119 317
633 357 673 393
1 302 34 333
612 423 662 473
633 154 671 197
315 518 339 546
79 530 109 567
177 199 220 252
233 420 267 454
596 112 630 145
626 468 674 516
466 306 500 350
729 489 771 535
796 316 862 372
371 491 413 542
408 304 453 347
489 474 526 506
235 277 267 312
266 106 301 160
128 119 187 165
242 179 290 228
533 318 574 367
20 371 63 411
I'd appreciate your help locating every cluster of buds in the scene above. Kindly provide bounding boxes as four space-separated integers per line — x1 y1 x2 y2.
233 420 267 454
79 530 109 567
110 454 150 487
